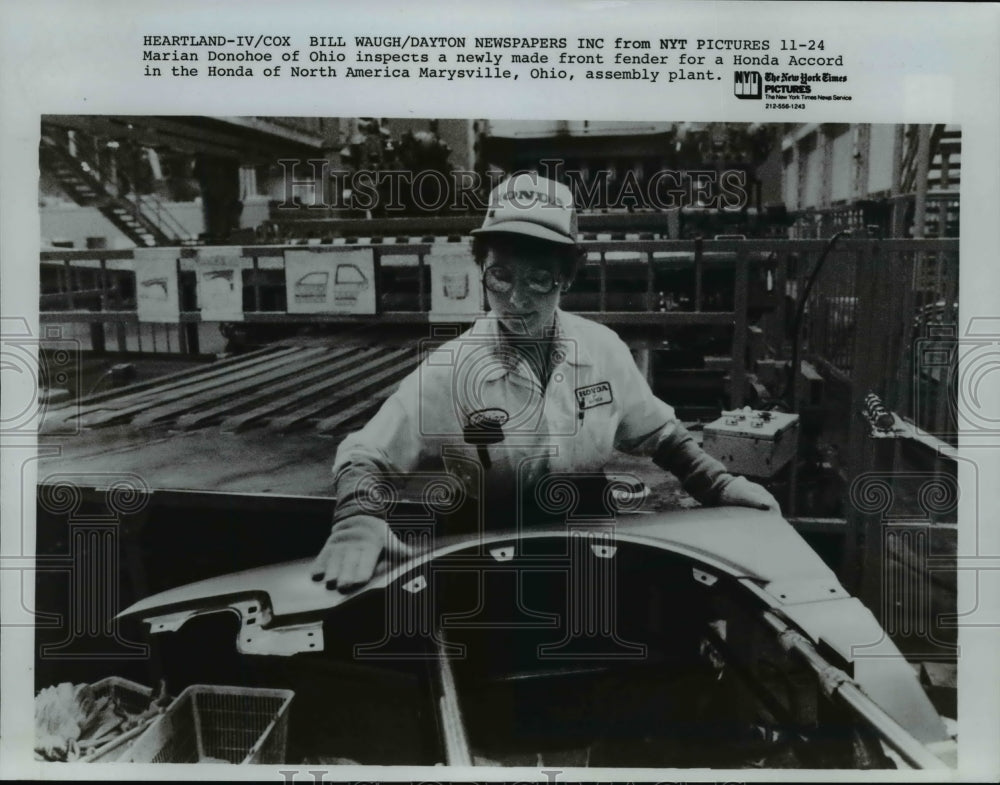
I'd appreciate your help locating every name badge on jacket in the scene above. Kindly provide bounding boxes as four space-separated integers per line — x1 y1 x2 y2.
575 381 613 410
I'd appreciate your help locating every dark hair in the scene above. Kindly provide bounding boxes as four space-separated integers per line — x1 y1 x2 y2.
471 233 584 283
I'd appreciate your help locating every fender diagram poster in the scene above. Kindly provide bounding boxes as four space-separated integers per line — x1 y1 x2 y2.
195 246 245 321
133 247 180 323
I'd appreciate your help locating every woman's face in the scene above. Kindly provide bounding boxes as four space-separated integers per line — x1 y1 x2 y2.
482 242 565 339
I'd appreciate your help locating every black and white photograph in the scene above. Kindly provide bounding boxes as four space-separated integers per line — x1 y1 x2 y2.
29 115 962 770
2 2 999 782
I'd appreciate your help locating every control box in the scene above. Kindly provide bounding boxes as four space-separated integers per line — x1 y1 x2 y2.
703 408 800 478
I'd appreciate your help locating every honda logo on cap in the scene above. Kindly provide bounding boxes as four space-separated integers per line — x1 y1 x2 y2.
472 174 579 245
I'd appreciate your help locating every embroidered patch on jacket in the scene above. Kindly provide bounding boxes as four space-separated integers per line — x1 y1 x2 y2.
575 381 613 410
468 408 510 427
465 408 508 447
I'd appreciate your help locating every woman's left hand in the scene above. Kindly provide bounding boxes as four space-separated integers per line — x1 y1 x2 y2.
717 475 781 512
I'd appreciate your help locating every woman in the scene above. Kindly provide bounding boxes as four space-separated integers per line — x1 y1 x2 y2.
312 174 778 591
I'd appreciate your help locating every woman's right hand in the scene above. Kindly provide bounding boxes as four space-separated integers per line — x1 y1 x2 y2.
310 514 415 591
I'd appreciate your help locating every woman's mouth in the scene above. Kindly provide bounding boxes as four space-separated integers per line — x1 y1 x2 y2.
498 312 538 335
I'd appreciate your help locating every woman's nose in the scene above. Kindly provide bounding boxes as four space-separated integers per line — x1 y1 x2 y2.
508 281 534 308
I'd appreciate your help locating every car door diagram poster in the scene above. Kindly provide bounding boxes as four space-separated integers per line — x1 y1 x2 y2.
195 246 245 322
284 248 376 315
429 241 484 322
133 247 180 323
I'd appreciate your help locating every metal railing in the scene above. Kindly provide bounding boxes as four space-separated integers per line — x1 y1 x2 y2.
39 238 959 432
782 238 958 440
136 193 191 243
789 193 960 241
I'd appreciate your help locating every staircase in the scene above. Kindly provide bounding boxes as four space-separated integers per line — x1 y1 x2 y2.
40 132 185 247
900 124 960 238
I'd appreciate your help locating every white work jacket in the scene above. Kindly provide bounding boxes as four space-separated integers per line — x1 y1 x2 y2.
333 310 731 524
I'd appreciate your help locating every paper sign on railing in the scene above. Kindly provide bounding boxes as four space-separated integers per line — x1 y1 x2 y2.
133 247 180 323
285 248 377 315
428 241 483 322
196 246 245 321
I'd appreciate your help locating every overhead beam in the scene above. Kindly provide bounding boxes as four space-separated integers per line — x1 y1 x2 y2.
42 115 326 163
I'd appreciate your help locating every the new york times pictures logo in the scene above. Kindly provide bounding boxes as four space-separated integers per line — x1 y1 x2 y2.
734 70 762 99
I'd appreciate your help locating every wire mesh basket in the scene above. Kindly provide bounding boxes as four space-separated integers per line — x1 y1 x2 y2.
81 676 161 762
92 676 153 714
122 684 294 764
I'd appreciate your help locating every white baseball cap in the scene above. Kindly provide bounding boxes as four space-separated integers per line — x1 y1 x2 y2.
472 174 578 245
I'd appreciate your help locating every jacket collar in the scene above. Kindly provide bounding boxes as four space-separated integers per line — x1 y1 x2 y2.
467 310 594 383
